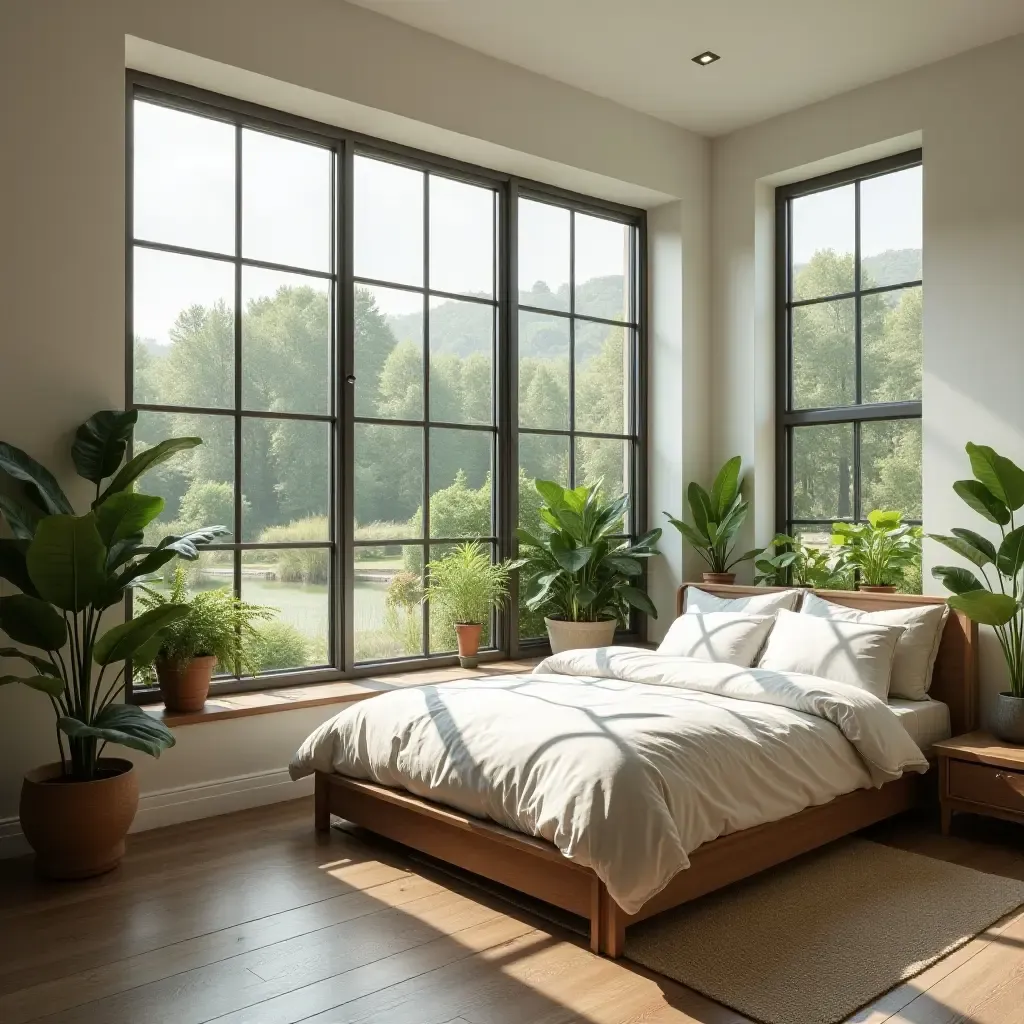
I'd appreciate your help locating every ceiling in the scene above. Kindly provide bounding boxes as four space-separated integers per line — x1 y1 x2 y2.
348 0 1024 136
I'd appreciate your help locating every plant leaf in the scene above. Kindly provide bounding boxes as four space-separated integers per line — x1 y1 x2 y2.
931 565 984 595
0 538 38 597
95 492 165 547
686 482 714 540
0 442 74 516
929 532 994 569
534 479 567 509
93 604 189 665
604 556 642 576
96 437 201 505
514 527 547 550
0 493 42 540
26 514 107 612
966 442 1024 512
619 585 658 618
948 589 1019 626
72 410 138 486
950 528 998 565
155 524 230 560
953 479 1010 525
59 704 175 757
0 646 61 675
997 525 1024 579
710 456 742 521
548 535 592 573
0 673 65 697
0 594 67 650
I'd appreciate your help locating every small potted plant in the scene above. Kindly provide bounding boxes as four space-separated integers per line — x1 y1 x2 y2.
831 510 922 593
754 533 852 589
514 480 661 653
0 409 227 877
424 542 512 668
665 456 758 585
135 564 274 712
931 443 1024 743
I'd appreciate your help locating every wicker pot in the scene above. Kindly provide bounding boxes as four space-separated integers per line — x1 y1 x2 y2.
993 693 1024 745
156 655 216 713
701 572 736 586
858 584 897 594
545 618 616 654
20 758 138 879
454 622 483 669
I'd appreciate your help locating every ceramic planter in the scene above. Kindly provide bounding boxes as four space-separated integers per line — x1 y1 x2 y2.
545 618 616 654
20 758 139 879
454 622 483 669
156 655 216 713
858 584 897 594
701 572 736 586
993 692 1024 745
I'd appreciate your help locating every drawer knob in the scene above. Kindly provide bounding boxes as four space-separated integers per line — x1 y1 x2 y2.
995 772 1011 781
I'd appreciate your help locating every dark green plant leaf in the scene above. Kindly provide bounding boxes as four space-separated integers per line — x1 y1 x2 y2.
155 524 230 560
953 479 1010 525
604 556 642 576
26 514 107 612
0 594 67 650
107 532 145 570
948 589 1018 626
514 527 547 550
0 538 38 597
534 479 567 509
0 673 65 697
931 565 984 595
549 535 592 573
710 456 742 521
726 547 761 570
619 585 658 618
0 442 74 516
0 493 42 540
59 704 175 757
93 604 189 665
95 492 165 546
0 646 60 676
96 437 201 505
966 442 1024 512
116 548 177 588
664 514 708 552
950 528 997 565
72 410 138 486
997 526 1024 579
929 532 994 569
686 482 714 540
631 528 662 552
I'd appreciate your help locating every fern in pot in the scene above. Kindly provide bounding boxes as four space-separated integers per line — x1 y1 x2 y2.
424 542 512 668
514 480 661 654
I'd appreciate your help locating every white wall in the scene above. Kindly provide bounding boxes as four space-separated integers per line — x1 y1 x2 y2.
710 33 1024 726
0 0 709 841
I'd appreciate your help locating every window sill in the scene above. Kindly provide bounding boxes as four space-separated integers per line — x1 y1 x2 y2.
142 657 544 728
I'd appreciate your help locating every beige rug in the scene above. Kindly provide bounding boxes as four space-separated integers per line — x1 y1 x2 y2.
398 835 1024 1024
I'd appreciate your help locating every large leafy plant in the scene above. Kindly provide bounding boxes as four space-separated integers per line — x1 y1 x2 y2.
514 480 661 624
0 410 228 779
424 542 511 627
664 456 758 575
831 510 922 586
754 533 852 589
930 443 1024 699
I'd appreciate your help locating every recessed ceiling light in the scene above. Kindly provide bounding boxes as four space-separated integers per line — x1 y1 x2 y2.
691 51 721 66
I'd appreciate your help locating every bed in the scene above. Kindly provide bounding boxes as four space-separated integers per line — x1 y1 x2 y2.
293 585 977 957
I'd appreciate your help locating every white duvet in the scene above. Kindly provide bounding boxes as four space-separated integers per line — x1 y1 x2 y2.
290 647 929 914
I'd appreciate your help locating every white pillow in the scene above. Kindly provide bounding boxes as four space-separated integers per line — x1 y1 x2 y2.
658 612 775 667
757 608 905 700
684 587 802 615
800 592 948 701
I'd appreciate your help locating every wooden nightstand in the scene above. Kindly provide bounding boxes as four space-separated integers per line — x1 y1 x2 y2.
933 731 1024 834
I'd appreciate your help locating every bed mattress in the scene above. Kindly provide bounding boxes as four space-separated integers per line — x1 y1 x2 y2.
888 697 951 751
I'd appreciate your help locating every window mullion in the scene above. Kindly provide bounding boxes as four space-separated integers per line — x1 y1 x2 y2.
232 123 244 680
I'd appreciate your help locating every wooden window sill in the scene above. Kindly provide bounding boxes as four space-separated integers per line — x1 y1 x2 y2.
142 658 544 727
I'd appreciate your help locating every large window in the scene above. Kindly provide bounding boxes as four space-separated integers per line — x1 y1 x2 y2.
776 152 922 546
127 75 645 698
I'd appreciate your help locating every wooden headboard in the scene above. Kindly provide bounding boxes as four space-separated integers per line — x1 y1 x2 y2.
675 583 978 736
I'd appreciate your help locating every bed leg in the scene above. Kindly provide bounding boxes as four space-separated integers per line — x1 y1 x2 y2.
314 773 331 833
601 889 625 959
589 878 604 954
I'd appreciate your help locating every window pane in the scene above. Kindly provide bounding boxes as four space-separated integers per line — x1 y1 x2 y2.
860 167 922 288
576 325 628 433
576 437 629 503
243 419 329 540
429 299 493 425
354 156 423 287
356 284 423 420
574 213 629 321
242 268 330 415
791 423 854 520
791 298 855 409
134 410 235 541
519 433 569 526
354 423 423 531
791 185 854 301
241 569 330 670
860 419 922 519
354 545 423 662
242 130 331 272
429 176 494 297
133 101 235 255
862 286 922 404
519 314 569 430
133 248 234 410
518 199 569 311
429 428 492 538
427 541 495 654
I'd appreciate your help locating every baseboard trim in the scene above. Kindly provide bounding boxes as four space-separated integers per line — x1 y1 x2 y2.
0 767 314 859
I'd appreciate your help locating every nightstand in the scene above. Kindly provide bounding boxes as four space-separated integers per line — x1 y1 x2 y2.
933 731 1024 834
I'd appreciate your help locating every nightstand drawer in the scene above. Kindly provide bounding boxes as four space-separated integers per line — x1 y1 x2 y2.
948 759 1024 815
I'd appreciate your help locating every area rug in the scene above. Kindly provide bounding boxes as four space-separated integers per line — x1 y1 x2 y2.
399 836 1024 1024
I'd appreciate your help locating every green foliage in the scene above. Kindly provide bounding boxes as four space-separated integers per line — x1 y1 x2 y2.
424 542 511 627
179 480 234 531
0 411 228 779
754 534 852 589
665 457 758 574
831 510 922 587
256 620 311 672
259 517 329 583
930 443 1024 698
513 480 661 624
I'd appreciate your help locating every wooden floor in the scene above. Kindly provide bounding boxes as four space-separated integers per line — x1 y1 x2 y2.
1 800 1022 1024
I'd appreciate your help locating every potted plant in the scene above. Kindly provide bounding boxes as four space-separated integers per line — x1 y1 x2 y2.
831 510 922 593
754 533 853 589
930 443 1024 743
134 564 274 711
0 410 228 877
423 541 512 668
514 480 661 653
664 456 758 585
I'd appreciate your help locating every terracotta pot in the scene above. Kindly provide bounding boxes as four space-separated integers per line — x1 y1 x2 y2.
156 655 216 713
701 572 736 586
545 617 616 654
454 622 483 669
20 758 138 879
858 584 897 594
993 693 1024 745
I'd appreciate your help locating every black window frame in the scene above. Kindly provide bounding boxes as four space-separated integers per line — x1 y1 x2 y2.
125 72 647 702
774 149 923 539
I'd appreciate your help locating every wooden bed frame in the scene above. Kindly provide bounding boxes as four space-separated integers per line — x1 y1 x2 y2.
314 584 977 957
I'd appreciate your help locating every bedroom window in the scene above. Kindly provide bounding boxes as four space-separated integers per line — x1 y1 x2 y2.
126 75 646 699
775 151 922 548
